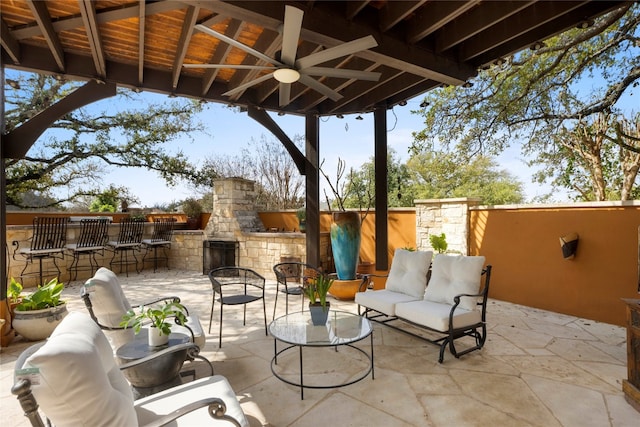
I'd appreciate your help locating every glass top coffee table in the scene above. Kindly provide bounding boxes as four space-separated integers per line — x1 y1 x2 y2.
269 310 374 399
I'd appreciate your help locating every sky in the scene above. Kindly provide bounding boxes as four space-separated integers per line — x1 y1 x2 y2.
100 92 548 208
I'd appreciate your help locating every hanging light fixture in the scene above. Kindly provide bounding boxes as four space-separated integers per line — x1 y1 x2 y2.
273 68 301 83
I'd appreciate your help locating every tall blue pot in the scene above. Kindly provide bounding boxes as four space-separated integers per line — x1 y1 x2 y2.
330 211 361 280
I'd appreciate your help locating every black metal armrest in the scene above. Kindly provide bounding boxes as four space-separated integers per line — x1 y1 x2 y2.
141 397 242 427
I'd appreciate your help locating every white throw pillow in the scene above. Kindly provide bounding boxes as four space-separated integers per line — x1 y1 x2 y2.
385 249 433 298
83 267 134 348
23 311 137 427
424 254 486 310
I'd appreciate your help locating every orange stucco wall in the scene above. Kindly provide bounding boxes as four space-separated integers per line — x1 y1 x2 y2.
470 204 640 326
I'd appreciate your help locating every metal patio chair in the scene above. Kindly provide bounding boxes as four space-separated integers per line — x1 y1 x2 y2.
272 262 323 320
12 216 69 285
107 217 145 276
142 217 176 272
66 218 110 281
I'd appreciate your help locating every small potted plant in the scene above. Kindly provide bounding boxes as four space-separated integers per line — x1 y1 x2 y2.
296 208 306 233
11 277 68 341
120 301 188 347
304 273 334 326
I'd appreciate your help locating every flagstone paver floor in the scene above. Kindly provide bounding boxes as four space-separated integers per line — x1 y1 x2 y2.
1 269 638 426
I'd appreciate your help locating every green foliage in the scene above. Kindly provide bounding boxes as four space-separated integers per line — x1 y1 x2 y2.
407 152 525 204
4 72 204 208
410 5 640 201
429 233 448 254
296 208 306 222
304 273 334 309
14 278 65 311
120 301 188 336
8 277 23 304
182 197 204 218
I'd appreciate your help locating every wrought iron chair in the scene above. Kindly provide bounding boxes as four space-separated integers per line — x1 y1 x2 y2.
12 312 248 427
142 217 176 272
208 267 268 347
66 218 110 281
12 216 69 286
107 217 145 276
272 262 323 320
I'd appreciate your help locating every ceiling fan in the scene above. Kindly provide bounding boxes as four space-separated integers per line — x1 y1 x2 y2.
184 5 381 107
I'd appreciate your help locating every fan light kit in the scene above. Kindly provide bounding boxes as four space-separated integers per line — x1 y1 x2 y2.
273 68 301 83
185 5 381 107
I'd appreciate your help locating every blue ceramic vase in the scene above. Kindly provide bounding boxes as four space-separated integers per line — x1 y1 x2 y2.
330 211 361 280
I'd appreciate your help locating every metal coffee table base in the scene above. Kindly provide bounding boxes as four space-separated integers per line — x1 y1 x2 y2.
270 336 374 400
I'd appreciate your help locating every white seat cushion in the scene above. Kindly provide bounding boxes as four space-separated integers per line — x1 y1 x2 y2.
424 255 485 311
355 289 421 316
23 311 137 427
135 375 249 427
395 299 482 332
84 267 205 349
385 249 433 298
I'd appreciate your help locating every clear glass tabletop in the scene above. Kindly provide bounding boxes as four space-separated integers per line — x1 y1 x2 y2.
269 310 372 346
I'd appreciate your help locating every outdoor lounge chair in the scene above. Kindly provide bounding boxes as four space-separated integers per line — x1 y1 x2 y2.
81 267 207 353
12 311 248 427
356 250 491 362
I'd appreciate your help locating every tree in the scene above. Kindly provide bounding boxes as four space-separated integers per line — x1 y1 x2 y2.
335 149 414 209
411 3 640 201
197 134 305 209
406 152 524 205
87 185 139 213
4 72 205 208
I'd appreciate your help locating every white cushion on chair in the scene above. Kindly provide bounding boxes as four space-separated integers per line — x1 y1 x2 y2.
84 267 135 349
134 375 249 426
395 299 482 332
424 255 485 311
355 289 421 316
385 249 433 298
24 311 137 427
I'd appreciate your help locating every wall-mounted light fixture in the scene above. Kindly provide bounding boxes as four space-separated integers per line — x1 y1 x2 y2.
576 20 594 29
355 115 363 120
278 111 285 116
530 41 546 51
398 100 407 106
336 114 344 119
559 232 579 259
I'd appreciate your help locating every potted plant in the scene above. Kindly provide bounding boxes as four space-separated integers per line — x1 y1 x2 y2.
11 277 68 341
304 273 334 326
120 301 188 347
296 208 306 233
182 197 204 229
429 233 448 254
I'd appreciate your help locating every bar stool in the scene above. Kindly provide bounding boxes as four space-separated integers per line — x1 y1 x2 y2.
142 218 175 272
66 218 110 281
107 217 144 276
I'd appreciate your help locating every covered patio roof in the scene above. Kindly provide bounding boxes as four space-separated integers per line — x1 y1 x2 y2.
0 1 630 297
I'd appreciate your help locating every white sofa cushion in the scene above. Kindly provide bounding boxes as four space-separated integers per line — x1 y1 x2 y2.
23 311 137 427
355 289 421 316
385 249 433 298
84 267 205 349
135 375 249 427
424 255 485 311
395 299 482 332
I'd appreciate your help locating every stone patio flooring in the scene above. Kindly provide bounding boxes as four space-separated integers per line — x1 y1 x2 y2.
1 269 638 426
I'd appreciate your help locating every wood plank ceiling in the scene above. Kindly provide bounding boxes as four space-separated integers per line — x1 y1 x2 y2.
1 1 628 116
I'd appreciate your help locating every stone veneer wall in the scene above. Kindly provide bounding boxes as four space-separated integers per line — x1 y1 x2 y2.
169 230 204 271
415 198 481 255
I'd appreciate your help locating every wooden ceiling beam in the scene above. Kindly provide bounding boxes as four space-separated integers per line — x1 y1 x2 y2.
434 0 535 53
407 0 479 44
0 20 21 63
201 19 243 94
346 1 370 21
379 1 426 33
172 5 200 90
79 0 106 78
26 0 65 72
137 0 145 86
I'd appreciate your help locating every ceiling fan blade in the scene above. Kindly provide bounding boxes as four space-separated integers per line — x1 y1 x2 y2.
183 64 277 70
223 73 274 97
298 74 342 101
279 82 292 107
295 35 378 70
281 6 303 65
302 67 381 81
196 24 281 66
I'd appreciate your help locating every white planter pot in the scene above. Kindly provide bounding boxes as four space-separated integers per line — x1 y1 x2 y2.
147 327 169 347
12 304 68 341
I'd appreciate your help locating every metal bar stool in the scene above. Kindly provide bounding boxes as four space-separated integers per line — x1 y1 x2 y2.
107 217 145 276
66 218 110 281
142 217 175 272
